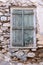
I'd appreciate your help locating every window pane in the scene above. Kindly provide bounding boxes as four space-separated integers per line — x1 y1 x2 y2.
23 30 34 47
12 14 22 29
23 14 34 28
12 30 22 46
12 10 22 15
23 10 33 15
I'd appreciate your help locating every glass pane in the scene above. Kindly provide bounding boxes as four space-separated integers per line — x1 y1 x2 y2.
23 30 34 47
12 30 22 46
12 14 22 29
23 10 33 15
23 14 34 28
12 10 22 15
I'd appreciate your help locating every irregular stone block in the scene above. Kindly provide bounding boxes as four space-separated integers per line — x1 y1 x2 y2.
39 62 43 65
9 48 19 53
0 61 10 65
22 50 29 54
15 51 25 57
27 52 35 58
31 48 36 51
3 34 10 38
11 51 24 57
0 29 2 33
32 63 38 65
0 36 3 41
0 53 4 61
17 63 23 65
3 23 10 27
38 45 43 48
0 22 2 25
37 41 43 44
1 26 8 31
39 53 43 58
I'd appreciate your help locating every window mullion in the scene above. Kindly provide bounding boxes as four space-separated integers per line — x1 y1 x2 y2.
22 10 24 46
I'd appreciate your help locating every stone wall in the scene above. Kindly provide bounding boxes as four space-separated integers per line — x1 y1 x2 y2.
0 3 43 65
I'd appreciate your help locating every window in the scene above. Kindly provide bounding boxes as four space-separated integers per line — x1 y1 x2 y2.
10 8 36 48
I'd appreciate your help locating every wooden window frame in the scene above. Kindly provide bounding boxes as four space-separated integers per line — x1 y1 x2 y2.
10 7 37 49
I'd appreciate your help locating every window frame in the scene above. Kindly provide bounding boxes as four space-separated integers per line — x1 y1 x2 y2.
10 7 36 48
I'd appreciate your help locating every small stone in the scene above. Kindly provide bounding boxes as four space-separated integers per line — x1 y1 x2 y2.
1 16 7 21
0 29 2 33
37 41 43 44
0 53 4 61
31 48 36 51
32 63 38 65
0 22 2 25
3 23 10 27
4 56 11 61
12 57 18 61
27 52 35 58
23 50 29 54
1 26 8 31
20 56 27 61
15 51 24 57
2 49 7 53
32 59 36 62
39 62 43 65
26 63 32 65
3 34 10 38
17 63 23 65
39 53 43 57
12 51 27 61
0 61 10 65
9 48 19 53
0 36 3 41
38 44 43 47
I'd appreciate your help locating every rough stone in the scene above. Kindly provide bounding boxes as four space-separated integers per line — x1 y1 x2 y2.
31 48 37 51
0 53 4 61
0 61 10 65
26 63 32 65
32 63 38 65
2 49 7 54
10 51 24 57
3 23 10 27
0 36 3 41
0 22 2 25
37 41 43 45
39 53 43 58
4 55 11 62
23 50 29 54
9 48 19 53
0 29 2 33
39 62 43 65
27 52 35 58
1 26 8 31
15 51 25 57
3 34 10 38
11 51 27 61
17 63 23 65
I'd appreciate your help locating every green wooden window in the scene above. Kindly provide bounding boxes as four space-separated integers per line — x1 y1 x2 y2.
11 9 36 47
